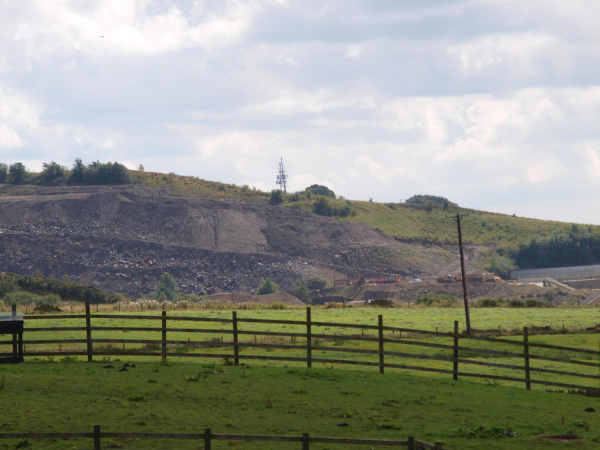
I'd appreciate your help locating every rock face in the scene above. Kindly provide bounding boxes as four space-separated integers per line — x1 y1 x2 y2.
0 185 452 297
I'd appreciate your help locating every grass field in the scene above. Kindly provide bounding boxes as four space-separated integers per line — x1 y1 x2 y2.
3 307 600 448
1 362 600 449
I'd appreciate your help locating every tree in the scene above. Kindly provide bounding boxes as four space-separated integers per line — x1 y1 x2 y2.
0 276 18 298
293 279 310 303
137 164 145 172
306 184 335 198
312 196 331 216
39 161 68 185
485 253 517 279
69 158 86 183
155 272 179 301
0 163 7 183
8 162 27 184
306 277 327 295
257 278 279 295
269 189 284 205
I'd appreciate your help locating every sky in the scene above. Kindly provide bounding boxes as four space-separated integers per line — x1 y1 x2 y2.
1 0 600 224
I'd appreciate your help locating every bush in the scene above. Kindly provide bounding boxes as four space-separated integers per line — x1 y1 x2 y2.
293 279 310 303
306 277 327 294
269 189 284 205
8 162 27 184
257 278 279 295
268 301 287 310
155 272 178 301
306 184 335 198
39 162 69 185
485 253 516 279
509 299 525 308
0 276 18 297
312 196 331 216
3 291 40 306
415 295 459 307
0 163 7 183
475 298 505 308
68 159 131 184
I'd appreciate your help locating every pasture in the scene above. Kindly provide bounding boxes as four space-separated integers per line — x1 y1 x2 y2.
2 306 600 449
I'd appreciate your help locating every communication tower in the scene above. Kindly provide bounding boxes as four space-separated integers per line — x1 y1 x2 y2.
276 158 288 194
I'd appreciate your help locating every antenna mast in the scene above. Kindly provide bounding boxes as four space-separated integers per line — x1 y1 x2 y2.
276 158 288 194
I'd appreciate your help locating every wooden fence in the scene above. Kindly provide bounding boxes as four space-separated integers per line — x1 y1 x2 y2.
2 304 600 392
0 426 443 449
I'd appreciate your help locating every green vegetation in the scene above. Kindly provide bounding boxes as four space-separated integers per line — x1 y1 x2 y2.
131 171 600 246
154 272 179 301
0 159 132 186
514 229 600 269
415 295 460 307
306 184 336 198
0 272 127 304
3 362 600 449
406 195 456 209
257 278 279 295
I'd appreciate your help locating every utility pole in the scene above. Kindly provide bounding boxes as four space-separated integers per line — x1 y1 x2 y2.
276 158 288 194
448 212 471 335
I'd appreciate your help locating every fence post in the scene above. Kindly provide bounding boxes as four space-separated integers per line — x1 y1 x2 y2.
453 321 459 381
85 302 93 362
302 432 310 450
306 307 312 368
204 428 212 450
407 436 415 450
93 425 101 450
161 310 167 362
378 315 384 374
11 304 17 359
523 326 531 390
233 311 239 366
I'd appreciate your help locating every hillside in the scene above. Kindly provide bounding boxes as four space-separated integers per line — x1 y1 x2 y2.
133 171 600 246
0 184 455 297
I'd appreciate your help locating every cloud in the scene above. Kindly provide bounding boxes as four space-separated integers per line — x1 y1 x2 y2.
1 0 600 223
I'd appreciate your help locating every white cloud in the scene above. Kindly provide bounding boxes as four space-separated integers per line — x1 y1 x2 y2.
2 0 600 223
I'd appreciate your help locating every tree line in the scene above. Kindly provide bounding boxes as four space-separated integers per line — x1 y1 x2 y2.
513 228 600 269
0 159 132 186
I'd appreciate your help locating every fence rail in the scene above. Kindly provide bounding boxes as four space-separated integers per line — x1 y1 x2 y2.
1 304 600 392
0 426 444 450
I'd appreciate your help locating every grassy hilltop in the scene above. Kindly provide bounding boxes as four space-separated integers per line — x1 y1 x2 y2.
134 171 599 246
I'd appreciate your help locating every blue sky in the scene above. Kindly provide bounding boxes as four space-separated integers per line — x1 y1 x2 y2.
1 0 600 223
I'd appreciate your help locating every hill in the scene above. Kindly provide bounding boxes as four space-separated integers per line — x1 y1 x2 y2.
132 171 600 246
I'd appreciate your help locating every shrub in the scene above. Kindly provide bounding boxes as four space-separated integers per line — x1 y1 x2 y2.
3 291 40 306
155 272 178 301
257 278 279 295
39 162 69 185
306 277 327 294
312 196 331 216
8 162 27 184
306 184 335 198
509 299 525 308
268 301 287 310
68 159 131 184
269 189 284 205
415 295 459 307
0 163 7 183
476 298 505 308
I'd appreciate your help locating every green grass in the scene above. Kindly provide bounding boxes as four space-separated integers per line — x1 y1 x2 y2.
6 307 600 393
1 362 600 449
